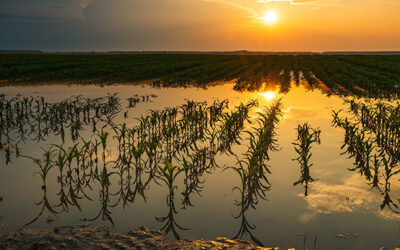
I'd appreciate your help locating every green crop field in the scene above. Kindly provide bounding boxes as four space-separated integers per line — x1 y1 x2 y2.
1 54 400 97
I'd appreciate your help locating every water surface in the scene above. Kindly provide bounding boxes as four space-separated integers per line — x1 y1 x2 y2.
0 82 399 250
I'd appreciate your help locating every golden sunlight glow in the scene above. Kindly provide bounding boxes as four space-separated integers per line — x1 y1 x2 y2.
261 91 276 101
261 11 278 24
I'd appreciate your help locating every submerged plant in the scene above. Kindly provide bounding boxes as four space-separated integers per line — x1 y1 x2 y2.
217 100 258 154
229 100 282 211
293 123 321 196
155 158 188 240
333 104 400 215
13 97 266 230
227 100 282 246
0 93 157 161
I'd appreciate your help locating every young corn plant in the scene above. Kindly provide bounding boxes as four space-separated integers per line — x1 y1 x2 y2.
232 99 282 210
227 100 282 247
155 158 188 240
293 123 321 196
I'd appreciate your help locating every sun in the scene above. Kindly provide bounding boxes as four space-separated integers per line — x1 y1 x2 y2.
261 91 276 101
261 11 278 24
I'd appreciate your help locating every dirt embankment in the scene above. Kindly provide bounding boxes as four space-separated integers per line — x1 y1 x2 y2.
0 224 272 249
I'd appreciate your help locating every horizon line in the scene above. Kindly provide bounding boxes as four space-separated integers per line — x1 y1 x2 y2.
1 50 400 55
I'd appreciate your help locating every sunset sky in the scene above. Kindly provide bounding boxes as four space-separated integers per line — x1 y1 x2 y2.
1 0 399 51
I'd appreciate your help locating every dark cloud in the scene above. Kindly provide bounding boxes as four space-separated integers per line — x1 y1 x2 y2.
0 0 248 51
0 14 60 21
0 0 84 20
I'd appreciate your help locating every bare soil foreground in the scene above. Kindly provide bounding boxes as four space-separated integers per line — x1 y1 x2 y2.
0 224 270 249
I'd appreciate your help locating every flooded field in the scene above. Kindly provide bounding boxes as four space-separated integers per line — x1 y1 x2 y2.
1 79 400 250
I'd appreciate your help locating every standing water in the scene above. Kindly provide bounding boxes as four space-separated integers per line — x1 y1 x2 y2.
0 82 399 250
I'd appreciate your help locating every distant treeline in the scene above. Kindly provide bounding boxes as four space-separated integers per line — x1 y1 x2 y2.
1 54 400 98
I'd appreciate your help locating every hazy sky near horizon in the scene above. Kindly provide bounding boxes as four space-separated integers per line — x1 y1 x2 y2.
0 0 399 51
